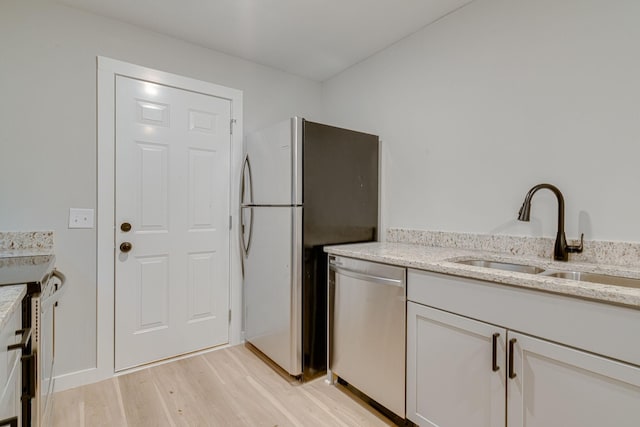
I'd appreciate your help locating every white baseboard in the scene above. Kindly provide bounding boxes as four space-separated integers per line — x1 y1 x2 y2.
53 367 108 392
53 343 237 392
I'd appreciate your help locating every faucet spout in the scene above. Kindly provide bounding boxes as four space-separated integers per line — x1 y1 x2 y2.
517 183 583 261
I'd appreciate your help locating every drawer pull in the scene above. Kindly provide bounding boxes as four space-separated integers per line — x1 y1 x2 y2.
7 327 31 351
508 338 517 379
0 416 18 427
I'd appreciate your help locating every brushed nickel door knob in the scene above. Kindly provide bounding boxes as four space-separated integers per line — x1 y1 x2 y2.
120 242 133 253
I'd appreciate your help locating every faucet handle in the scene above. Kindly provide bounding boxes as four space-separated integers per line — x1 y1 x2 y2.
566 233 584 253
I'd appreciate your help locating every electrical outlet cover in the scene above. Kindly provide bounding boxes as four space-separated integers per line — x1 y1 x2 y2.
69 208 95 229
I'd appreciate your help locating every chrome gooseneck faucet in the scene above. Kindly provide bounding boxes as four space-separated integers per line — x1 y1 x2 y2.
517 183 584 261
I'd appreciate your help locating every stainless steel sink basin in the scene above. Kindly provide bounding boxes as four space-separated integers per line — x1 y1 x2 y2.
453 258 640 289
455 259 545 274
540 271 640 289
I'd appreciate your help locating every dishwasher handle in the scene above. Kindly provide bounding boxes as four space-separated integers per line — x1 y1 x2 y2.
330 265 404 287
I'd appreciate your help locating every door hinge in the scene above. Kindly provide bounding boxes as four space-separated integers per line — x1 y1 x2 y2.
228 310 232 323
230 118 236 135
229 215 232 230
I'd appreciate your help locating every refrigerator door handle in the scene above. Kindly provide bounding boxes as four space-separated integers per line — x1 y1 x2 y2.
240 154 247 205
240 154 254 205
239 155 246 275
240 207 254 258
239 216 245 276
246 207 254 255
239 154 254 276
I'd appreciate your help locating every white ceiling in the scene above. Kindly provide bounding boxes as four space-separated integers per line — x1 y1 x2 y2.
58 0 474 81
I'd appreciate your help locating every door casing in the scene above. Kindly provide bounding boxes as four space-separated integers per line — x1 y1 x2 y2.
54 56 243 391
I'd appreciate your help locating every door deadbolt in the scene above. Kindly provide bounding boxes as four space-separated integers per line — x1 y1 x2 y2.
120 222 132 232
120 242 133 253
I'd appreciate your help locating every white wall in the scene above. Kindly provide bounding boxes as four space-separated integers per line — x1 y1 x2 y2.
0 0 323 377
3 0 640 383
323 0 640 243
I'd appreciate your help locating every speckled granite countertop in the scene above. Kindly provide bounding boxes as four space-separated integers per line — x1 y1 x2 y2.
0 232 54 330
325 242 640 309
0 285 26 330
0 231 54 258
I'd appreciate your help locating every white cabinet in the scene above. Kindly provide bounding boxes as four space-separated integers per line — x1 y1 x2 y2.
407 269 640 427
508 332 640 427
407 302 506 427
0 302 22 426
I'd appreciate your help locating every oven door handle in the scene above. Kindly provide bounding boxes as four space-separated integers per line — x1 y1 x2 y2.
42 269 68 309
52 269 66 287
7 327 31 352
52 269 67 297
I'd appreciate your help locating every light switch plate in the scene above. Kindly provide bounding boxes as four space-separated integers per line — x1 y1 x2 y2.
69 208 94 229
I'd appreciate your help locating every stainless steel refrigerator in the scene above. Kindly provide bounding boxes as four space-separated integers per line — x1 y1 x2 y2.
240 117 379 379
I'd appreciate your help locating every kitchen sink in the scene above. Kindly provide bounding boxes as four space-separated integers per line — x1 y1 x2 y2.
454 259 545 274
540 271 640 289
453 259 640 289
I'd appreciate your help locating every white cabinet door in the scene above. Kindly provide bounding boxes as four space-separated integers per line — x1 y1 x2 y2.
507 331 640 427
407 302 507 427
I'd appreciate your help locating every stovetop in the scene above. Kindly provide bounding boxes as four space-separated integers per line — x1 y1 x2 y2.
0 254 56 288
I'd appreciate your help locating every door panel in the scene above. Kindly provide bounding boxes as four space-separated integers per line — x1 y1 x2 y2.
136 255 169 331
138 143 168 229
243 206 302 375
115 76 231 370
187 252 218 322
188 149 217 229
244 117 301 205
507 331 640 427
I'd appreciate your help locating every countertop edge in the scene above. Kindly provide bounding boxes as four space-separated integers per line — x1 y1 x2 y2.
325 242 640 309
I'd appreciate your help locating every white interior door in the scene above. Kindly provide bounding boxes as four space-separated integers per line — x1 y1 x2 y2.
115 76 231 371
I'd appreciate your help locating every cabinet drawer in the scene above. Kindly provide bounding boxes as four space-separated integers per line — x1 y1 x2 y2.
407 269 640 366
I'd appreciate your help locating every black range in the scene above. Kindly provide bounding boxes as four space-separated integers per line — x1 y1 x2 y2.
0 254 57 427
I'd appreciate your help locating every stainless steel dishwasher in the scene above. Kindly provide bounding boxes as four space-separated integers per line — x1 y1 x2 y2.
328 255 406 418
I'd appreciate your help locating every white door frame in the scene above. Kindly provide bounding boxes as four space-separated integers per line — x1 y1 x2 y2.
55 56 243 390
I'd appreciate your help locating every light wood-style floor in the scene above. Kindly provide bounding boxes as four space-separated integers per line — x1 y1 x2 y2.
52 344 395 426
